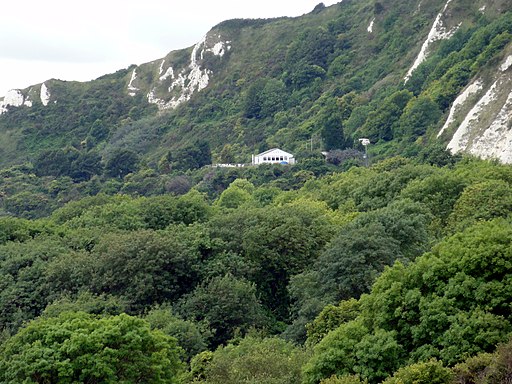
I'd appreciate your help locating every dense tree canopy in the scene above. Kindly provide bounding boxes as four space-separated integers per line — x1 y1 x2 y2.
0 312 183 383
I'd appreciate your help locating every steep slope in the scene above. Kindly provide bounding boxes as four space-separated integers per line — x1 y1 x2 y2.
0 0 511 168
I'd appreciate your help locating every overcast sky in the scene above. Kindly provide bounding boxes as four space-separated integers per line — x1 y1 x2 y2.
0 0 340 96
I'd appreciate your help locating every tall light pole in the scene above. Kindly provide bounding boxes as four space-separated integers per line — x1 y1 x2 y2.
359 138 370 167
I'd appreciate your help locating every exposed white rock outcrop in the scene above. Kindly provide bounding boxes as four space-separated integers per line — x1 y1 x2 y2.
405 0 459 82
144 33 231 111
127 68 139 97
40 83 51 106
367 18 375 33
438 79 483 137
0 89 25 115
444 54 512 163
469 90 512 163
501 54 512 72
447 79 500 153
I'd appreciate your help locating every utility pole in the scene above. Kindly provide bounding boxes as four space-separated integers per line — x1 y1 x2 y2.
358 138 370 167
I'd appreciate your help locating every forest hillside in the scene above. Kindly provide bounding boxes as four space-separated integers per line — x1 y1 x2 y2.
1 0 512 383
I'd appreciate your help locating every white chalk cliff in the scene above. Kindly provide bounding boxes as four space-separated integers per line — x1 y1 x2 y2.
127 33 231 111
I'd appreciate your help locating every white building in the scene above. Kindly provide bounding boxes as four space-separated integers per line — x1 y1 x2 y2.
252 148 295 165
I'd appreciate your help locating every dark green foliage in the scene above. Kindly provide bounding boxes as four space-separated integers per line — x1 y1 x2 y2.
0 235 71 332
208 199 335 321
361 90 413 142
453 337 512 384
176 274 267 347
290 199 432 319
243 78 288 119
105 148 140 178
69 150 103 181
33 147 102 181
88 227 206 310
173 140 212 171
145 306 209 362
320 102 346 151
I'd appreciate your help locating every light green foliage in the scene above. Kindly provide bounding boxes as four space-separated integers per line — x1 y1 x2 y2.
42 291 128 318
452 352 495 384
51 190 210 230
320 375 367 384
187 336 309 384
447 179 512 233
302 319 403 384
0 217 51 245
0 312 183 383
216 182 254 209
368 219 512 355
400 168 468 228
306 299 360 346
381 359 453 384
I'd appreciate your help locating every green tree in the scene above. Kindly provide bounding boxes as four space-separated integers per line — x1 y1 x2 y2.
447 179 512 233
321 111 345 151
173 140 212 171
396 96 442 139
187 335 308 384
145 306 209 362
381 359 453 384
105 148 140 178
320 375 367 384
361 90 413 141
176 274 267 347
88 227 206 310
0 312 183 383
69 150 103 181
306 298 360 346
302 320 403 384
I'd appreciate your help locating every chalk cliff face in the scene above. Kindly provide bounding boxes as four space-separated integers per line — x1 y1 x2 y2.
127 33 232 111
441 52 512 162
